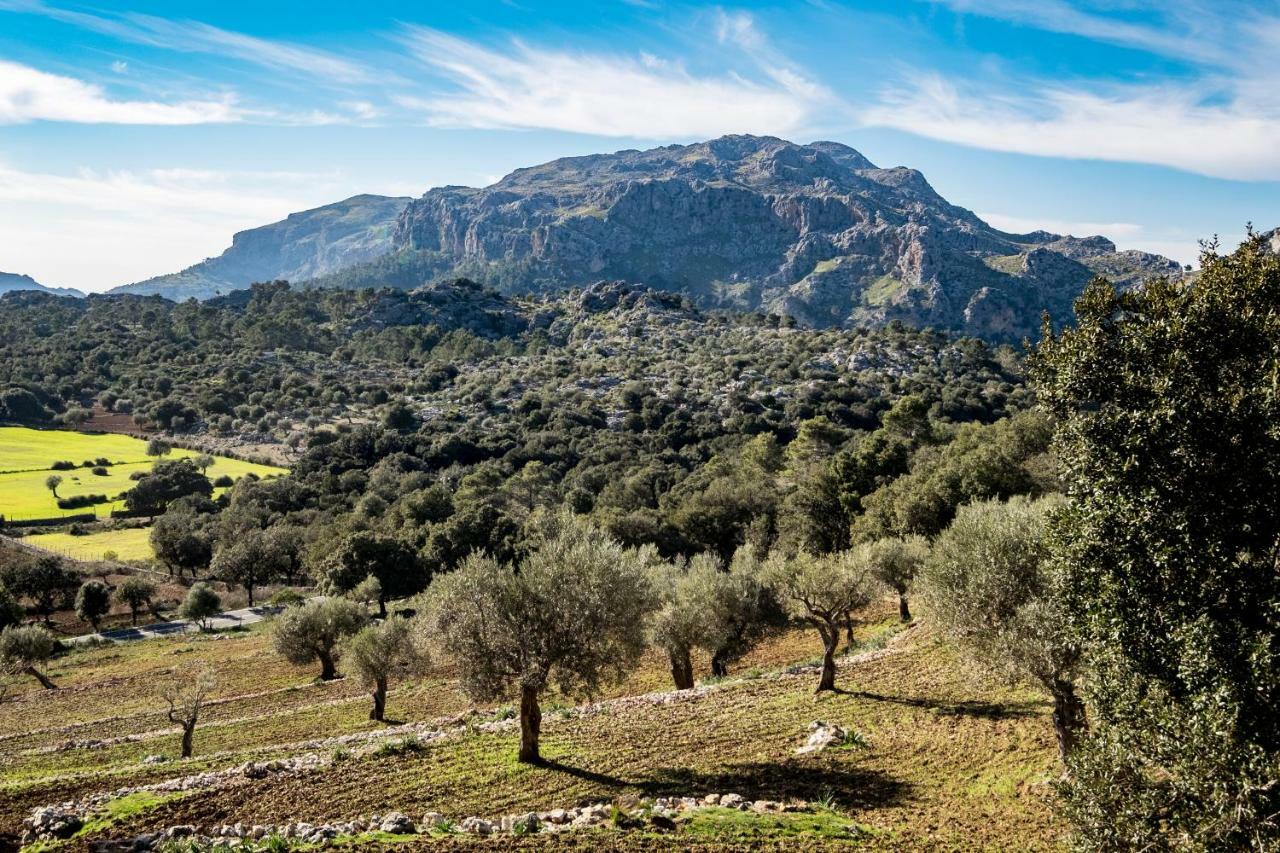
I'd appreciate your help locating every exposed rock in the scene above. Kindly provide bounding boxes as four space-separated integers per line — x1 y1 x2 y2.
378 812 416 834
796 720 848 755
22 805 83 842
460 816 495 835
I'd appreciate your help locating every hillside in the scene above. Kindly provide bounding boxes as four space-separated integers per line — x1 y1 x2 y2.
0 604 1066 851
0 272 82 299
110 195 410 301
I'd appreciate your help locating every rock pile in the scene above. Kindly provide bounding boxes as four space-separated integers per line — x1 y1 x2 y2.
83 793 811 849
796 719 849 754
21 806 83 843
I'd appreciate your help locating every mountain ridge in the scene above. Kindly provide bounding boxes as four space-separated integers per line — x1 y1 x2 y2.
0 271 84 298
105 136 1185 340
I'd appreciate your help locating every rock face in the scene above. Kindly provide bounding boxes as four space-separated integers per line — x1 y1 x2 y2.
0 271 83 298
111 194 410 300
388 135 1183 341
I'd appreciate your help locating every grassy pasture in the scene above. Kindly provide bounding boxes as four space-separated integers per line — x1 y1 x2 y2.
0 426 287 521
22 526 155 562
0 600 1068 850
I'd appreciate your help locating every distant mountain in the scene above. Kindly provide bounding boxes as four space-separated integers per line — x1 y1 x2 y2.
0 271 83 298
382 135 1184 340
113 136 1185 340
109 194 410 301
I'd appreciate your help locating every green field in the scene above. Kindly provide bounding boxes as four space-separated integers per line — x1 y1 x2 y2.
23 526 155 562
0 426 287 522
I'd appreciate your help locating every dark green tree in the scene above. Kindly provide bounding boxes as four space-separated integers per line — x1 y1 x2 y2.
317 531 425 617
126 460 213 518
1033 235 1280 849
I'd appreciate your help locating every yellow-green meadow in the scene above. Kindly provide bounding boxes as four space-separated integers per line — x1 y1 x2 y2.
0 426 287 522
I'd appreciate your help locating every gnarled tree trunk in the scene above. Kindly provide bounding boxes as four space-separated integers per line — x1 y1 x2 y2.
817 621 839 693
669 647 694 690
898 592 911 623
318 648 338 680
180 722 195 759
370 677 387 721
26 666 57 690
519 683 542 764
710 648 729 678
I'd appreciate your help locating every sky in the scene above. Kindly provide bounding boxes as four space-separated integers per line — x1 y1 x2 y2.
2 0 1279 293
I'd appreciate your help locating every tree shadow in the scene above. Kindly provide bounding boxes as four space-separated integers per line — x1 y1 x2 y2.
842 689 1041 719
541 759 911 811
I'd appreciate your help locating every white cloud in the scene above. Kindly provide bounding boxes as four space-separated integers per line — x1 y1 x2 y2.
0 0 374 85
862 73 1280 181
877 2 1280 180
0 59 239 124
110 60 128 74
0 164 349 291
396 22 834 138
978 211 1143 239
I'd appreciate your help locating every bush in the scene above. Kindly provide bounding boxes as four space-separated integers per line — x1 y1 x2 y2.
50 460 76 471
267 588 305 607
212 475 234 488
57 494 108 509
91 467 108 476
179 582 222 631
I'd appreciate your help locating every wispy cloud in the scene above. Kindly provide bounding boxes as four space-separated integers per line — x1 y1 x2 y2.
0 0 374 84
863 73 1280 181
865 2 1280 180
0 59 238 124
396 17 835 138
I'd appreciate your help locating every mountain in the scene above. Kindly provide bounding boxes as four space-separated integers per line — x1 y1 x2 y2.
109 194 410 301
383 135 1182 340
0 271 83 298
114 136 1184 340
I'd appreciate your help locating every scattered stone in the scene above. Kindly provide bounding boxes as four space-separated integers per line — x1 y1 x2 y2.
702 794 721 805
460 816 495 835
378 812 416 834
22 805 83 842
720 793 747 809
796 719 848 755
141 755 168 765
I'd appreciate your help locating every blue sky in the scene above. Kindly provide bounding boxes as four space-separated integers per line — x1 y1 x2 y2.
2 0 1278 292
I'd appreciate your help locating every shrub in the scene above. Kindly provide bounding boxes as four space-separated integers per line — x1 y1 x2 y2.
91 467 108 476
50 460 76 471
58 494 108 509
178 583 222 631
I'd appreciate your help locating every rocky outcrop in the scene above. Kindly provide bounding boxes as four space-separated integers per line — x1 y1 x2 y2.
386 135 1182 341
111 195 410 300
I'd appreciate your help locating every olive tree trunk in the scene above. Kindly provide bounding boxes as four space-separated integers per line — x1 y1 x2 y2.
898 592 911 623
1050 678 1087 765
318 648 338 680
180 721 195 759
710 648 729 678
519 684 543 764
816 620 839 693
669 647 695 690
27 666 57 690
370 677 387 721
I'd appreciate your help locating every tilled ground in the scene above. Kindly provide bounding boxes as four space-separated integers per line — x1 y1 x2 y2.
3 603 1067 850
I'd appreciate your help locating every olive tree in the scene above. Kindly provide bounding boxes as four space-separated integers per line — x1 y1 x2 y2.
0 624 58 689
424 514 654 763
271 597 366 680
179 582 221 631
44 474 61 498
0 584 22 632
920 495 1082 763
75 580 111 631
160 663 215 758
116 576 156 626
765 547 878 692
649 550 767 689
865 535 929 622
343 617 422 721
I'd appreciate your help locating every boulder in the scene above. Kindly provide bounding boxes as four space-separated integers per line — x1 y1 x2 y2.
796 720 848 755
378 812 416 834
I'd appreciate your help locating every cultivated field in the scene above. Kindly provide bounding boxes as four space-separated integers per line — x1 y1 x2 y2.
22 526 155 563
0 600 1067 851
0 426 287 522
